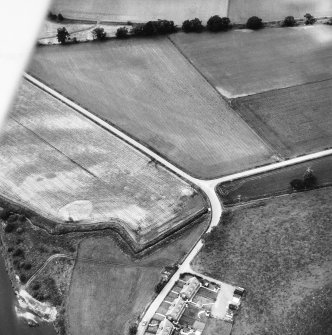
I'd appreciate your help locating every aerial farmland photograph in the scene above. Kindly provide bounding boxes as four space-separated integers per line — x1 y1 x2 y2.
0 1 331 335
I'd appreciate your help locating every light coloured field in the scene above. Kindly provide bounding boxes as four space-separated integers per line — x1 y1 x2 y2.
170 25 332 98
29 38 274 179
38 20 94 39
0 79 205 244
50 0 228 24
228 0 332 23
232 80 332 158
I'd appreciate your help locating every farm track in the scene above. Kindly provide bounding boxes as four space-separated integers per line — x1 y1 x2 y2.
23 74 332 334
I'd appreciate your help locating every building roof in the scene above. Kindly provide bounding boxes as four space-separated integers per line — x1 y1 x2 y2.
156 318 174 335
180 277 200 300
166 296 186 321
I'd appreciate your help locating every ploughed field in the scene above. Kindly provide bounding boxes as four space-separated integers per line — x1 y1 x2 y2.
193 187 332 335
218 155 332 205
29 37 274 179
0 79 206 246
229 0 332 23
50 0 228 24
170 26 332 98
232 79 332 158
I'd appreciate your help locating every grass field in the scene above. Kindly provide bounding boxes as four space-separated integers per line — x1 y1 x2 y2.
50 0 228 24
193 187 332 335
0 79 205 245
67 215 209 335
29 37 274 178
228 0 332 23
170 25 332 98
232 79 332 157
218 155 332 205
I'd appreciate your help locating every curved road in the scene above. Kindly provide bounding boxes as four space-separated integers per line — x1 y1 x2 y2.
24 73 332 333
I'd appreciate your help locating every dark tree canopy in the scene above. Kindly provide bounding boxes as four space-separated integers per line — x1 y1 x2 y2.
131 20 176 36
92 27 107 40
116 26 129 39
57 27 70 44
182 18 204 33
303 168 316 188
246 16 263 30
282 16 296 27
207 15 231 32
304 13 316 25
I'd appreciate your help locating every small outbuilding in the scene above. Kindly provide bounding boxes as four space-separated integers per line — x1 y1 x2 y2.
156 318 174 335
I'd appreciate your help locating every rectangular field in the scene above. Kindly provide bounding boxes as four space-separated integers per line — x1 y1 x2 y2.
0 79 205 245
218 155 332 205
29 37 274 178
170 25 332 97
193 187 332 335
50 0 228 24
228 0 332 23
231 80 332 157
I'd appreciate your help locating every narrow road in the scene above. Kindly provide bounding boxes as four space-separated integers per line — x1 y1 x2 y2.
24 73 332 334
24 254 71 288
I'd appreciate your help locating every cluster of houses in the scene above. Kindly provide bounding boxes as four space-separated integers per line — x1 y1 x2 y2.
156 277 201 335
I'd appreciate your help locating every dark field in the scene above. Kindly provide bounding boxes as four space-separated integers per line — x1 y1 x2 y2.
218 155 332 205
232 80 332 158
193 187 332 335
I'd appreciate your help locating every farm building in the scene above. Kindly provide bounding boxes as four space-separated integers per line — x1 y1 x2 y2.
180 277 201 300
166 296 186 322
156 318 174 335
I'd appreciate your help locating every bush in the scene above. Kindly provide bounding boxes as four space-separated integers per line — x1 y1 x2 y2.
304 13 316 25
290 179 305 191
116 27 129 39
246 16 263 30
92 27 107 41
47 11 57 21
32 283 40 291
57 27 70 44
325 18 332 25
57 13 64 22
4 222 16 233
282 16 296 27
154 280 166 293
23 262 32 270
129 324 137 335
13 248 24 257
182 18 204 33
19 274 27 284
7 247 14 252
7 214 18 223
207 15 231 32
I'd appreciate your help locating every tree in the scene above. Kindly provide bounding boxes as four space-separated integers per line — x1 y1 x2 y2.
4 222 16 233
57 27 70 44
116 27 129 39
57 13 64 22
19 274 27 284
182 18 204 33
303 167 316 189
304 13 316 25
207 15 231 32
92 27 107 41
246 16 263 30
47 11 57 21
282 16 296 27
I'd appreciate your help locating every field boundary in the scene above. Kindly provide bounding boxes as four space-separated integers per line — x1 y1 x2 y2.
167 36 280 159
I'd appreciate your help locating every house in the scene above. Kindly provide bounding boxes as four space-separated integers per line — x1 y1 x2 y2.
180 277 200 300
156 318 174 335
166 296 186 322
